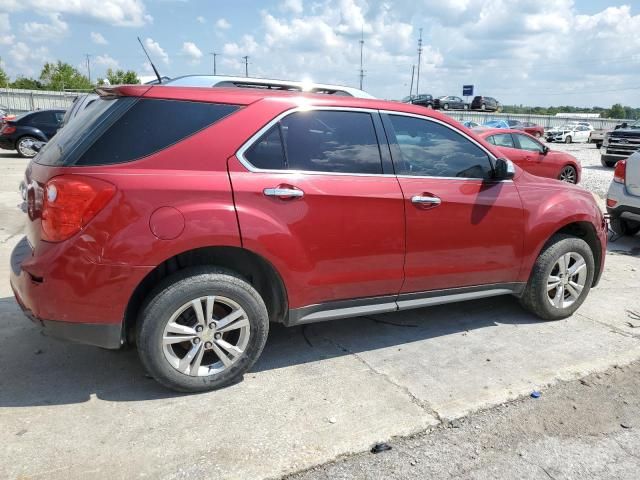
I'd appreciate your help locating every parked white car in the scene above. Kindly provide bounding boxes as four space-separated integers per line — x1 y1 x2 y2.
546 124 592 143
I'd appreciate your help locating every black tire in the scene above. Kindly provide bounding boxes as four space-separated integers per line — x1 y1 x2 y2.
481 103 486 110
443 103 449 110
137 266 269 392
564 135 572 144
519 234 595 320
595 142 602 149
558 165 577 184
600 157 615 168
16 136 39 158
464 104 469 110
610 216 640 236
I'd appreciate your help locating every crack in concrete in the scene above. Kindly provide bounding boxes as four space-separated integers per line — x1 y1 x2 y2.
611 435 640 461
576 312 640 341
321 335 444 424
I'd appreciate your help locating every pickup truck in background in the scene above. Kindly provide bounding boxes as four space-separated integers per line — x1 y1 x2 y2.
601 120 640 167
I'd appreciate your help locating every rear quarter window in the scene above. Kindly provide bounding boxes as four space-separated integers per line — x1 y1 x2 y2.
36 98 239 166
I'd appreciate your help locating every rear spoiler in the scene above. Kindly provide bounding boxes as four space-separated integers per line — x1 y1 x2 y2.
95 85 152 99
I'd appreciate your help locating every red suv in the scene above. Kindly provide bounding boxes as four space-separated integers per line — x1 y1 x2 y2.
10 85 607 392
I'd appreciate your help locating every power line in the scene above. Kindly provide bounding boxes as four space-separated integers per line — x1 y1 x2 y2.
359 27 365 90
416 28 423 96
209 52 219 75
85 54 92 84
242 55 249 77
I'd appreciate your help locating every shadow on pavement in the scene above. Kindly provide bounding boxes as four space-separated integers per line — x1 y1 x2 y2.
0 292 540 407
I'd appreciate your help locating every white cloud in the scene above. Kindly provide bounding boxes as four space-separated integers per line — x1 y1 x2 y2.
0 13 15 46
196 16 206 24
94 54 119 70
22 13 68 42
91 32 108 45
8 41 51 77
216 18 231 29
182 41 203 64
280 0 303 14
144 37 169 64
4 0 151 27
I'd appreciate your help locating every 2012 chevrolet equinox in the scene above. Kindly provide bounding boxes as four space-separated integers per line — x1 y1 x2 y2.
10 85 607 391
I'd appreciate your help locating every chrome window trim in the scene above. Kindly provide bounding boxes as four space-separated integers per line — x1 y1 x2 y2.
236 106 513 182
236 106 389 177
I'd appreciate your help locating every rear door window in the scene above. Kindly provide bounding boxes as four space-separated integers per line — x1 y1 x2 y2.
36 98 239 166
490 134 516 148
242 110 383 175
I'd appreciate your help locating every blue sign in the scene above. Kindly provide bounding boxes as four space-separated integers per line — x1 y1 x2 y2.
463 85 474 96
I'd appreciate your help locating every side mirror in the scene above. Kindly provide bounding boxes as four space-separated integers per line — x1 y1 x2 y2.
494 158 515 180
542 145 549 155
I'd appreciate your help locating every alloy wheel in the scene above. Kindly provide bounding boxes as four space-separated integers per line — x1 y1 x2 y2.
17 137 38 158
559 166 577 183
546 252 588 309
162 295 251 376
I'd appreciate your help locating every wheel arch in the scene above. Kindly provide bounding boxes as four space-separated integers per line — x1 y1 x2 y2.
123 245 288 344
537 221 603 287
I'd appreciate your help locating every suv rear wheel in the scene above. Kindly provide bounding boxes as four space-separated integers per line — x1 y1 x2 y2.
137 267 269 392
610 216 640 236
520 235 594 320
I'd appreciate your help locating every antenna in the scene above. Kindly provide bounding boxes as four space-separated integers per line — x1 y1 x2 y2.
209 52 219 75
242 55 249 77
416 28 423 96
137 36 162 84
359 27 365 90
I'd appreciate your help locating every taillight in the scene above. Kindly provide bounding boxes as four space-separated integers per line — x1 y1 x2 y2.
41 176 116 242
613 160 626 184
1 125 16 134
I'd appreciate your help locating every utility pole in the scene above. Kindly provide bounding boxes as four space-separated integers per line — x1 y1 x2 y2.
242 56 249 77
85 54 92 84
409 65 415 98
209 52 219 75
359 27 365 90
416 28 423 96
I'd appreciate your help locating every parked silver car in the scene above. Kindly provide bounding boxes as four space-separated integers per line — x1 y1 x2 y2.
607 150 640 236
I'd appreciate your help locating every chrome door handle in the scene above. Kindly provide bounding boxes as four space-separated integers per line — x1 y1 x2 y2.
411 195 441 206
263 187 304 199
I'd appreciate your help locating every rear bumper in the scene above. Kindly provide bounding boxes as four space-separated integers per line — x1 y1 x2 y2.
9 236 151 349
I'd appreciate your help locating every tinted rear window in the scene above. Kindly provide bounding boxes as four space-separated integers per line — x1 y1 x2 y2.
36 98 239 166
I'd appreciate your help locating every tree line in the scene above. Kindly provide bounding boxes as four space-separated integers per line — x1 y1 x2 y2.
0 61 140 91
501 104 639 120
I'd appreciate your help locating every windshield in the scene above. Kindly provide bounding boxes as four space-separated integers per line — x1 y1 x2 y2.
627 120 640 129
484 120 508 128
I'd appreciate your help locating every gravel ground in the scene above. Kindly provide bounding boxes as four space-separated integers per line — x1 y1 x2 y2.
286 362 640 480
544 141 613 199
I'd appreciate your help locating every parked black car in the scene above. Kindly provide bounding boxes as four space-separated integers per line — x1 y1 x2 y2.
0 109 65 158
433 95 468 110
471 96 500 111
403 93 434 108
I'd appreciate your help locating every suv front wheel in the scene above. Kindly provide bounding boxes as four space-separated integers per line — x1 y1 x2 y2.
137 267 269 392
519 234 594 320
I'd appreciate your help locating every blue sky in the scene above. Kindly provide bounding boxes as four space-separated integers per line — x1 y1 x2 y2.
1 0 639 107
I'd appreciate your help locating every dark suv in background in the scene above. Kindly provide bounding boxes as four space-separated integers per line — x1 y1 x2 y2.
471 96 500 111
0 109 65 157
402 94 434 108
